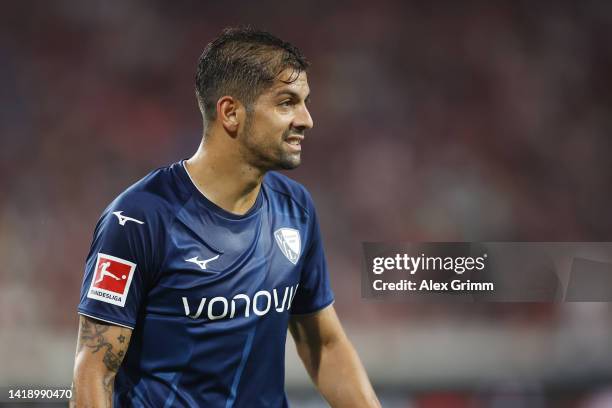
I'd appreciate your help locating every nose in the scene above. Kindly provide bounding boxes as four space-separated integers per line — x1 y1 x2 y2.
294 103 314 130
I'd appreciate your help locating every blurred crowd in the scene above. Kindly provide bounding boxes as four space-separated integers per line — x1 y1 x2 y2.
1 0 612 405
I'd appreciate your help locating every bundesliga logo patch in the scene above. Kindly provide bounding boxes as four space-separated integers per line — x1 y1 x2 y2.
87 253 136 307
274 228 301 265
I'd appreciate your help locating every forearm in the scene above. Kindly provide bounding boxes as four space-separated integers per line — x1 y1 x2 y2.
297 336 380 408
70 353 117 407
70 315 131 407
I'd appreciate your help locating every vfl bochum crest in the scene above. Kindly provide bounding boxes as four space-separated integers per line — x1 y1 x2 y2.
274 228 301 265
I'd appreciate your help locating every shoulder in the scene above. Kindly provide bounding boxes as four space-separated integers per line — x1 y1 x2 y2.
101 164 181 226
263 171 315 216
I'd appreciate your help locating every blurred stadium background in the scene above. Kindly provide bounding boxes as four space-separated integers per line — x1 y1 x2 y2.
2 1 612 407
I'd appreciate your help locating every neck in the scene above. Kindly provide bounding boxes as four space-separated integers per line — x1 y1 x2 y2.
185 139 264 216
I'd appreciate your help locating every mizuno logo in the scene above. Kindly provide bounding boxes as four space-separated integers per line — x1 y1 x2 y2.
186 255 220 270
112 211 145 226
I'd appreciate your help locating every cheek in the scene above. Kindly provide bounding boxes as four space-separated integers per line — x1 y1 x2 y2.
262 108 292 128
248 109 291 144
255 120 289 143
245 124 279 151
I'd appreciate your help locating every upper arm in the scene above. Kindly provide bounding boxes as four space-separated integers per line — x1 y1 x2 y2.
74 314 133 376
78 194 163 329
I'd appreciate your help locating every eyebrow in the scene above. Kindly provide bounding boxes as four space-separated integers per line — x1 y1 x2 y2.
276 90 311 103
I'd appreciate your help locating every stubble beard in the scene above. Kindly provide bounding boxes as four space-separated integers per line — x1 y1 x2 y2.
276 127 302 170
240 117 301 172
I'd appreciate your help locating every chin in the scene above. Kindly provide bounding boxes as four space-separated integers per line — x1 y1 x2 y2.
278 156 301 170
267 150 299 170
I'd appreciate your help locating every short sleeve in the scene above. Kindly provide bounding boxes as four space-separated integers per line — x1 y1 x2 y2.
77 195 162 329
290 205 335 315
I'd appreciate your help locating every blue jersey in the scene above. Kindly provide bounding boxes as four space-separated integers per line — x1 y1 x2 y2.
77 161 334 407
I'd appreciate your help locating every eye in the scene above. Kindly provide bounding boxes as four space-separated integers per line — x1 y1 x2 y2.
279 100 292 107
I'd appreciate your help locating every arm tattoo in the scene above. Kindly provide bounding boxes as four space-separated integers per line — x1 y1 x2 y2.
75 317 131 405
78 317 129 373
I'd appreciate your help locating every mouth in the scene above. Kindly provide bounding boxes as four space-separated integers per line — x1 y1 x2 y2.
284 134 304 152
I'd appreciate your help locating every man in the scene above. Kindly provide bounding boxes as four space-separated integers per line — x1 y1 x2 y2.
71 27 380 407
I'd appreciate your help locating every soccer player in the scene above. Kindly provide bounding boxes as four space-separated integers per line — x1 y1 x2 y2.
71 27 381 407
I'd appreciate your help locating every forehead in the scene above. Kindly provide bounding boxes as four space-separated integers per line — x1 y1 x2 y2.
263 69 310 99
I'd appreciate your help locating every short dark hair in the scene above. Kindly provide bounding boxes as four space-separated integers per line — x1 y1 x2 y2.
195 26 310 122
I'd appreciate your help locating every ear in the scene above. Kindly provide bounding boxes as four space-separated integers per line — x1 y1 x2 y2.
217 96 243 136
